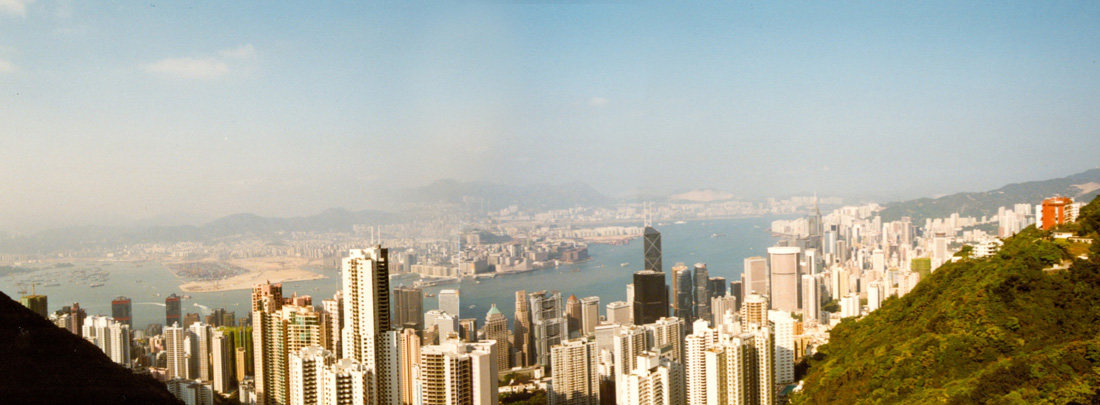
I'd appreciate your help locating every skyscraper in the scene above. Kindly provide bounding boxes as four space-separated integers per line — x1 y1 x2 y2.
321 291 343 355
166 293 182 329
20 293 47 318
612 325 650 404
392 286 423 331
580 296 600 336
341 246 400 405
165 323 187 379
189 322 213 381
606 301 632 326
418 338 498 405
644 317 685 365
438 289 460 317
398 327 420 405
513 290 532 367
211 329 236 394
693 264 712 322
740 294 769 331
767 246 802 313
484 304 511 372
111 296 132 328
530 290 565 369
623 351 685 405
643 226 663 273
743 257 768 298
729 280 743 312
565 294 582 338
289 346 334 405
670 263 694 323
769 310 795 385
709 277 727 298
633 270 669 326
801 274 821 322
252 281 284 404
550 339 600 405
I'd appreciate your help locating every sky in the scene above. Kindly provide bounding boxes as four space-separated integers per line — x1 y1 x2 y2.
1 1 1099 232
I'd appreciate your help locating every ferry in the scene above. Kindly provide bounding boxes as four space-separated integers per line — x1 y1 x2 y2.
620 262 630 267
89 282 104 288
674 220 686 224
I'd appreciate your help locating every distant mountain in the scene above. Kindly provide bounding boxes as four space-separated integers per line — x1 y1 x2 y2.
402 179 613 210
793 197 1100 404
669 189 734 202
879 168 1100 222
1 208 400 254
0 291 183 404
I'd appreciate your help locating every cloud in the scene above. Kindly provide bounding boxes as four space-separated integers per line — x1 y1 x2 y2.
0 0 34 16
145 57 228 79
219 44 256 59
589 97 610 107
0 58 17 74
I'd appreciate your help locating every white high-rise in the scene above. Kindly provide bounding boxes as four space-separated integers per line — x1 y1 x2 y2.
613 325 650 404
212 329 235 394
418 338 499 405
289 346 335 405
685 319 718 405
580 296 600 336
189 322 213 382
768 310 795 385
438 289 460 317
323 358 367 405
107 321 131 367
549 339 599 405
166 323 188 379
342 247 400 405
867 281 883 312
606 301 632 326
623 351 685 405
643 317 685 364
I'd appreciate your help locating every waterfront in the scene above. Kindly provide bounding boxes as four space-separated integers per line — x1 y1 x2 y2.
0 216 781 329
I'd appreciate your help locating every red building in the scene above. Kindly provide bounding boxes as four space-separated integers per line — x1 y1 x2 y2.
1041 197 1073 230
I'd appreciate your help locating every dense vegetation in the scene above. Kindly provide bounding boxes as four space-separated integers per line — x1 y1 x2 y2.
793 197 1100 404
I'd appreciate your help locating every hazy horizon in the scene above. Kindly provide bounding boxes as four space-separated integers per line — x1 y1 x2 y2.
3 2 1099 233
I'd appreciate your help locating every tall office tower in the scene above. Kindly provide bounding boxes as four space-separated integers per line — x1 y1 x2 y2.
111 296 132 328
166 323 188 379
710 295 737 329
632 270 669 326
768 310 795 385
166 293 182 328
613 325 650 404
418 338 499 405
438 289 460 317
730 281 743 312
623 351 685 405
398 328 420 405
867 281 883 313
392 286 424 331
484 304 511 372
748 323 775 405
740 294 769 331
693 264 712 322
550 339 600 405
767 246 802 313
189 322 213 381
70 302 85 336
685 319 718 405
710 277 727 298
321 291 343 355
831 268 850 300
252 281 284 405
801 275 820 323
529 290 565 369
212 329 236 394
580 296 600 336
459 318 478 342
606 301 633 326
342 246 400 405
670 263 694 323
424 310 460 344
565 294 582 338
743 257 768 298
289 346 334 405
20 292 48 317
513 290 532 367
643 225 663 273
644 317 685 364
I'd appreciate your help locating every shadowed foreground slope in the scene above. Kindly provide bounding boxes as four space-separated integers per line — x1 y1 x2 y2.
0 291 182 404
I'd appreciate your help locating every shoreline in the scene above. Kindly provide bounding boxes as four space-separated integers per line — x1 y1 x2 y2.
175 257 327 293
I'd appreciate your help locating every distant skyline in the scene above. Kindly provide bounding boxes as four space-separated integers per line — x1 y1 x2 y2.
2 2 1099 232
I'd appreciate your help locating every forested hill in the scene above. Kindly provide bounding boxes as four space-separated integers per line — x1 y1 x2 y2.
878 168 1100 223
793 197 1100 404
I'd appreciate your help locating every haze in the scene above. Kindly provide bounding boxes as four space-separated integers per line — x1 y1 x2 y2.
2 2 1099 232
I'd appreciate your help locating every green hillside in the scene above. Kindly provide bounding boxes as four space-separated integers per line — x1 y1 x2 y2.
793 197 1100 404
879 168 1100 223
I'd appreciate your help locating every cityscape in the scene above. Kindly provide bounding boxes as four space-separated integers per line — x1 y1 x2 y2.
3 2 1100 405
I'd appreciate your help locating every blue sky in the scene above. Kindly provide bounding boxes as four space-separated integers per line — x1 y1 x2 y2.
1 1 1099 231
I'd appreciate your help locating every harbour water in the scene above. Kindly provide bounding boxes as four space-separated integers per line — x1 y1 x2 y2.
0 216 781 330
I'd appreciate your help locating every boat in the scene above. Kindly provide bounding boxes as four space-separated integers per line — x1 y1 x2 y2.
182 295 193 300
426 293 436 298
89 282 104 288
674 220 686 224
710 233 727 238
468 305 476 309
620 262 629 267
